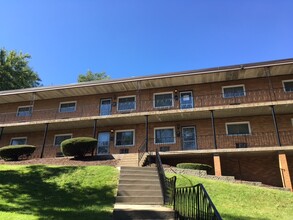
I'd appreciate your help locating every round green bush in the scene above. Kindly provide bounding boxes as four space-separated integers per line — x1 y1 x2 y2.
176 163 213 172
61 137 98 158
0 145 36 161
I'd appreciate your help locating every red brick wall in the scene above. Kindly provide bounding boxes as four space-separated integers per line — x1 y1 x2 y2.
221 154 283 187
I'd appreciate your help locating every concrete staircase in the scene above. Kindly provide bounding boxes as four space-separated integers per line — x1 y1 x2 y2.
116 166 163 204
117 153 139 167
113 166 175 220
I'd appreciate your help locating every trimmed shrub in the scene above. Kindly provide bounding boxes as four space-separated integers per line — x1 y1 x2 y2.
0 145 36 161
176 163 213 172
61 137 97 158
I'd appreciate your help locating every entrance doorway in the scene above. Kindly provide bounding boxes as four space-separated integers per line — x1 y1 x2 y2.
97 132 110 154
182 127 197 150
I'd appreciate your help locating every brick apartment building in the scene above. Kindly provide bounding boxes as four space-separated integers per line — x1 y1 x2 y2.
0 59 292 190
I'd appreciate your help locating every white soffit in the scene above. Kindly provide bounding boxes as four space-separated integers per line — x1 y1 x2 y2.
0 59 293 104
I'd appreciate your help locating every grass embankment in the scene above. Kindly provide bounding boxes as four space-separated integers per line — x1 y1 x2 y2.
167 173 293 220
0 165 118 220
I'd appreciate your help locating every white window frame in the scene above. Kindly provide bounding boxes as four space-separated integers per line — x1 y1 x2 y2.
225 122 251 136
10 137 27 145
16 105 33 117
117 95 136 111
180 91 194 109
59 101 77 113
222 84 246 98
53 134 72 146
153 92 174 108
282 79 293 92
114 129 135 147
154 126 176 144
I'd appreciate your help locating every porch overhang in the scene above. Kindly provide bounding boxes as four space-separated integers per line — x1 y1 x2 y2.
0 58 293 104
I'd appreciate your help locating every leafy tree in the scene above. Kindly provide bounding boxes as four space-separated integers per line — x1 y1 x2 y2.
0 48 41 91
78 70 110 82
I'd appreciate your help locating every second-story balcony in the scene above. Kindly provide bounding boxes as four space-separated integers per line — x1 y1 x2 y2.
0 87 292 125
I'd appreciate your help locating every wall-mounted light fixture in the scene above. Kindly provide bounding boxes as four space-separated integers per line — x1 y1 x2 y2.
176 124 181 137
174 89 178 101
110 129 114 141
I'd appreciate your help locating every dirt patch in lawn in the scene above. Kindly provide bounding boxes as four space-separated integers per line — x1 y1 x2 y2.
0 155 119 166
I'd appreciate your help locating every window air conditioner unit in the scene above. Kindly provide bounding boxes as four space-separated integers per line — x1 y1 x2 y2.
236 142 248 148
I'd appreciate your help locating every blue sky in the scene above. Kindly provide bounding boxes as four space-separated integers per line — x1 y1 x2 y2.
1 0 293 86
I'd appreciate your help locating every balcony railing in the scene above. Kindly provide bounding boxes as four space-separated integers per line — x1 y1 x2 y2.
9 130 293 161
0 87 292 125
145 131 293 152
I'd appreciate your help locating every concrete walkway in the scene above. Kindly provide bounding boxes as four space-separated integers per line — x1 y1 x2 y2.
113 204 174 220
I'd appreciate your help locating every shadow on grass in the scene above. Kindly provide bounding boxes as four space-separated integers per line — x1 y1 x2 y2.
0 165 115 220
221 213 269 220
70 155 115 161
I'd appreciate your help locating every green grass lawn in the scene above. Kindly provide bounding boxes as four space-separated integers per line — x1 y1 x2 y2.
0 165 119 220
167 173 293 220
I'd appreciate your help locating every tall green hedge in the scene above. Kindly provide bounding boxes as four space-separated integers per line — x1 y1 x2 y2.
61 137 97 158
176 163 213 172
0 145 36 161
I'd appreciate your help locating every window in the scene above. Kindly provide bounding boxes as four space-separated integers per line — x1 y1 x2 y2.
115 130 135 146
154 127 176 144
100 99 112 116
117 96 136 111
180 91 194 109
154 92 173 108
54 134 72 146
282 80 293 92
17 106 33 117
10 137 27 145
222 85 245 98
226 122 251 135
59 102 76 113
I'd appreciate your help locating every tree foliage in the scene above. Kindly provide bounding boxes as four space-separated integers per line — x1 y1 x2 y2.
78 70 110 82
0 49 41 91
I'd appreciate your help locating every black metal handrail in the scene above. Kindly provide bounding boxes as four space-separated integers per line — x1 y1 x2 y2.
137 140 147 166
174 184 222 220
155 149 222 220
155 148 177 206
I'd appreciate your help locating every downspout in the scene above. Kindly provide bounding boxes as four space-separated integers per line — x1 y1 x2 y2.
271 106 281 146
40 123 49 158
145 115 149 152
210 110 217 149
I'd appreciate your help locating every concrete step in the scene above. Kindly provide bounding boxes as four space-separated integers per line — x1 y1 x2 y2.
120 170 158 176
113 204 174 220
120 174 159 180
119 179 160 185
118 154 139 167
119 184 161 191
117 190 162 196
119 163 138 167
121 166 157 172
116 196 163 204
121 167 157 172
